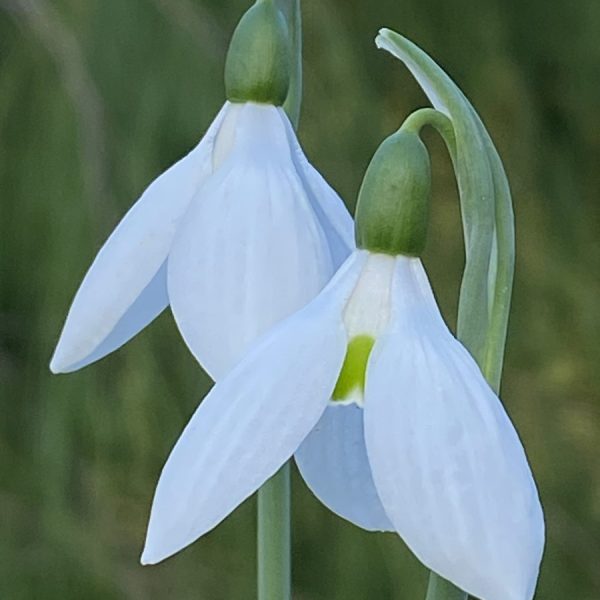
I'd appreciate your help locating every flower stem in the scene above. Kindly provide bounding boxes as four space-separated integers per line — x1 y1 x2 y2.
278 0 302 127
426 574 468 600
257 463 291 600
256 4 300 599
401 108 456 156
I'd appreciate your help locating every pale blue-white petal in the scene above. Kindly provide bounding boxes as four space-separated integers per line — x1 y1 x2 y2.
50 104 230 373
168 103 337 380
63 262 169 372
364 257 544 600
279 109 355 268
295 403 393 531
141 252 365 565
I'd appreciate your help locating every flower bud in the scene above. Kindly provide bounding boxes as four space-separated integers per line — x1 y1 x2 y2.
355 130 431 257
224 2 290 106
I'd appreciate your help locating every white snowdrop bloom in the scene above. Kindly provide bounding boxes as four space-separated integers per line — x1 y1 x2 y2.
142 130 544 600
49 1 354 378
49 100 353 378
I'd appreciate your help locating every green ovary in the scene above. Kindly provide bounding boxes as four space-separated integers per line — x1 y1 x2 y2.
332 335 376 402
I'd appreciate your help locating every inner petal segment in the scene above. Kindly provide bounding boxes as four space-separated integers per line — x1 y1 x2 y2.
332 334 375 405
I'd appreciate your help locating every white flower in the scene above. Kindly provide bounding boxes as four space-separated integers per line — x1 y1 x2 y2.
50 101 353 378
142 249 544 600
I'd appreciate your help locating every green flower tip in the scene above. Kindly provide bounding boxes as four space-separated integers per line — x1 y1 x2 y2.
355 130 431 257
332 335 375 403
224 1 290 106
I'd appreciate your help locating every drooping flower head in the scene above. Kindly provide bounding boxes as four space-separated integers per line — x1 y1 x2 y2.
50 0 353 379
143 126 544 600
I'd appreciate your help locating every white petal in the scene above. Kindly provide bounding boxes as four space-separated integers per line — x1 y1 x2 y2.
342 252 395 339
295 403 394 531
363 257 544 600
168 103 337 379
50 104 230 373
279 109 355 267
62 263 169 372
142 252 365 565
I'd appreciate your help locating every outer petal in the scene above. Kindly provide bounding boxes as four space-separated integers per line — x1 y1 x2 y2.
364 258 544 600
142 252 365 565
168 103 337 379
295 403 393 531
50 104 229 373
279 109 355 267
62 263 169 372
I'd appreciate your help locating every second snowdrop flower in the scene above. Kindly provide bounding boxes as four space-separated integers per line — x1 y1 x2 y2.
50 1 353 379
143 128 544 600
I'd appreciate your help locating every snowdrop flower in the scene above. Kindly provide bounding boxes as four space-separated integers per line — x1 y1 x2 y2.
50 1 353 379
142 129 544 600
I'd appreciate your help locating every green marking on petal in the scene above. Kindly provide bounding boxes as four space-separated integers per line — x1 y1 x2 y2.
332 335 376 402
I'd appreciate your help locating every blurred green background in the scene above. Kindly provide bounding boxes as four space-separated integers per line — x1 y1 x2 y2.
1 0 599 598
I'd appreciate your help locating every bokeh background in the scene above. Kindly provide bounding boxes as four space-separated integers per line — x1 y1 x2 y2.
1 0 599 598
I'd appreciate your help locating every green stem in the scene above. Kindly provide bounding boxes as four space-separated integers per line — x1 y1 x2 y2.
258 463 291 600
426 574 468 600
401 108 456 156
256 3 300 600
278 0 302 127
